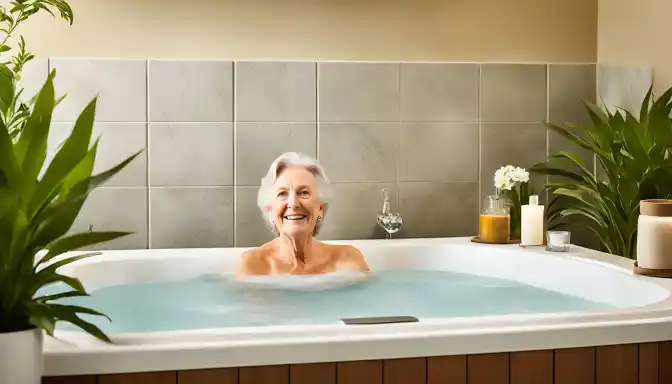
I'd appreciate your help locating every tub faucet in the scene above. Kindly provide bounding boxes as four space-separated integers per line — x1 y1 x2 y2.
377 188 402 239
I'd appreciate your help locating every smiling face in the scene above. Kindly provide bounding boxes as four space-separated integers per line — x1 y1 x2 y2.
269 166 325 237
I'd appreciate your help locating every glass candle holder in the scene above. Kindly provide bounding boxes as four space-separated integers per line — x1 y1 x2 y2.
545 230 571 252
479 194 510 243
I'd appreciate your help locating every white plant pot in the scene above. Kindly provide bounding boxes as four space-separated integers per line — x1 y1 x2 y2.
0 328 43 384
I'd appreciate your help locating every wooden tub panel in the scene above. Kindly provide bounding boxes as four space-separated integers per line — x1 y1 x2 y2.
42 340 671 384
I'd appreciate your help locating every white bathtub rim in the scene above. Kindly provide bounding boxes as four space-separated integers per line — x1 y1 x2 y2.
44 313 672 376
41 236 672 376
44 236 672 341
46 317 672 359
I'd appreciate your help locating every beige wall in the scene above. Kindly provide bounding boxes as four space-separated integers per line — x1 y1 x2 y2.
18 0 597 63
598 0 670 93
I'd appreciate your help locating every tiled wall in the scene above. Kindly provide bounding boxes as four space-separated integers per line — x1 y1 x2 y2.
597 63 653 115
28 59 597 249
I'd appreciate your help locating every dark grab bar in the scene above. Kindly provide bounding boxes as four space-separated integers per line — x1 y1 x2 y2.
340 316 419 325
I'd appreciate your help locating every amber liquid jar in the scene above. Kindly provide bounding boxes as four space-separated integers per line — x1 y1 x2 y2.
479 194 510 243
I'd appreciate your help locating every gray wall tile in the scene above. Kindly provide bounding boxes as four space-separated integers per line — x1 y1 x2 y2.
318 62 399 122
318 122 398 182
235 61 316 122
316 183 397 240
398 182 479 238
598 63 652 115
400 63 479 121
47 123 147 187
149 60 233 122
549 64 596 125
150 187 234 248
50 59 147 122
481 64 547 122
480 122 548 198
235 186 275 247
149 123 233 186
70 188 148 250
548 64 597 173
548 129 595 175
22 57 601 249
399 122 479 182
547 65 599 246
235 123 317 186
18 58 48 103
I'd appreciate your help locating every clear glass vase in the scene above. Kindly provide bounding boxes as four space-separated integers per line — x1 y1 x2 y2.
479 192 510 243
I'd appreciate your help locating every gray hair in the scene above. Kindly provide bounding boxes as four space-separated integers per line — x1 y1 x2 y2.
257 152 333 236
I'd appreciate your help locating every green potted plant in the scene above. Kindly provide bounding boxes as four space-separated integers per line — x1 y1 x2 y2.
0 70 142 382
530 85 672 257
0 0 74 140
0 2 140 383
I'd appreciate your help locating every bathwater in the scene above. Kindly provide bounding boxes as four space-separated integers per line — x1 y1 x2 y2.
43 269 616 333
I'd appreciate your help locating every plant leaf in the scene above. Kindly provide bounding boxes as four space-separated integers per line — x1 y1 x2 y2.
35 252 101 278
559 207 608 229
42 232 128 261
29 147 143 250
28 96 97 217
639 86 653 124
620 110 650 169
0 111 21 189
587 225 614 254
529 162 589 186
544 121 611 160
14 69 55 177
28 314 55 336
47 303 110 321
43 304 111 343
28 272 86 299
550 151 596 180
29 141 99 248
35 290 89 302
0 64 15 112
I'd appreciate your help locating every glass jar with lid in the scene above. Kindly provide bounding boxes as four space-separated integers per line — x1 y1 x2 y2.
479 193 510 243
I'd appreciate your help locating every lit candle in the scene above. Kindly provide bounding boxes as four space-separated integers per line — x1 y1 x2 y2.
546 230 571 252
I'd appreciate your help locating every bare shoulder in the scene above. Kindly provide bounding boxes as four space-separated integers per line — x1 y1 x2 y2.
328 243 371 272
235 241 275 278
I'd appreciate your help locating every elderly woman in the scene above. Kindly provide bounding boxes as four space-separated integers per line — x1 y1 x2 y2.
235 152 370 277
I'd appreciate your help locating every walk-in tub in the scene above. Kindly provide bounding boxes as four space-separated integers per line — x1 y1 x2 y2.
42 237 672 384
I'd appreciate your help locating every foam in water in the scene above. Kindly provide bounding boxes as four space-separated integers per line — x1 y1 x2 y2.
236 269 372 291
42 269 617 334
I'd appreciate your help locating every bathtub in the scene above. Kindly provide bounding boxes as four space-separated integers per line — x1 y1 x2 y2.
42 237 672 383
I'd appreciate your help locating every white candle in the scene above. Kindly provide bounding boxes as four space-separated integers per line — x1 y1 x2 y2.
521 195 544 246
637 200 672 269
